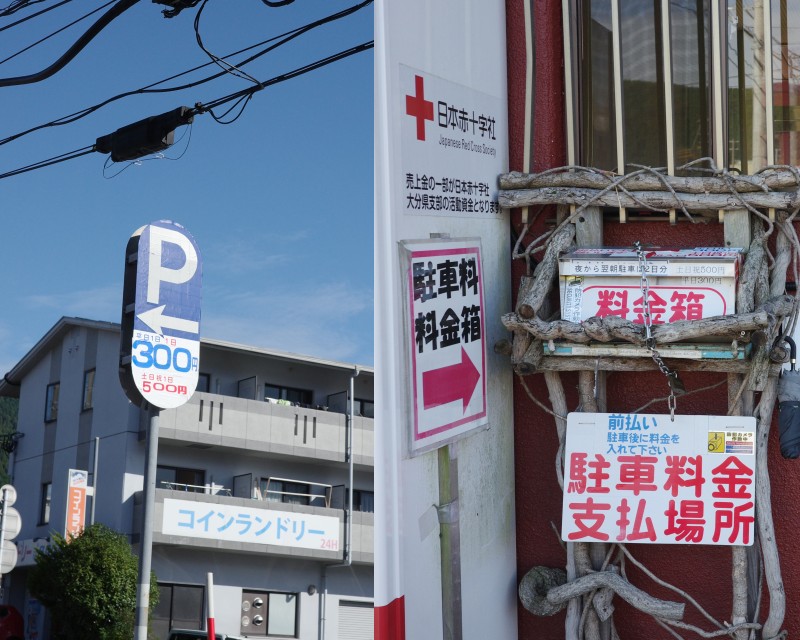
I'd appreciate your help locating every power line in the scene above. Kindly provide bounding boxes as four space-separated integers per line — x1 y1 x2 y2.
192 0 263 88
0 0 372 146
0 144 94 179
0 0 73 31
0 40 373 180
0 0 116 67
196 40 373 118
0 0 140 86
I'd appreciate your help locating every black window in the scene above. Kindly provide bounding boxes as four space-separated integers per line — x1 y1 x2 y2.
197 373 210 393
82 369 95 411
39 483 51 525
152 583 204 639
355 398 374 418
44 382 59 422
261 479 310 506
353 489 374 513
157 466 205 492
264 383 313 406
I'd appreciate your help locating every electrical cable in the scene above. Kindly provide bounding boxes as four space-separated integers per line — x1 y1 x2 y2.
192 0 263 87
0 0 115 67
260 0 295 7
0 40 372 180
0 0 49 18
206 93 252 124
0 0 73 32
195 40 374 119
0 0 372 146
0 0 140 86
0 144 94 179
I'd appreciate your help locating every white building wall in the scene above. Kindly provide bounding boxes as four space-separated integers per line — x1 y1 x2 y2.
2 320 373 640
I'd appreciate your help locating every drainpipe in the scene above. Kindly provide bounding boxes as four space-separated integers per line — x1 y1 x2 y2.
90 436 99 525
318 367 359 640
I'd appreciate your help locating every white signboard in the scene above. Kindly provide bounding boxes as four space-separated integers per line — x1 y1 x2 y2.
162 499 340 552
562 413 757 545
399 65 505 219
376 2 514 637
402 240 488 453
130 221 202 409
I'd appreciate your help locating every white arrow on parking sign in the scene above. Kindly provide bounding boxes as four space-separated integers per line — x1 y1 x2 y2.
137 305 199 335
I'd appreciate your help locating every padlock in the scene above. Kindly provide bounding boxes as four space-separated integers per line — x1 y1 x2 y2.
667 371 687 396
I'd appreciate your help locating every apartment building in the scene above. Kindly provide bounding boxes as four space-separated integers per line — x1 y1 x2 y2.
0 317 374 639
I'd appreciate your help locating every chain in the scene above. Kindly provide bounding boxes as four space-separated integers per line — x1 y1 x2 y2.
634 241 684 420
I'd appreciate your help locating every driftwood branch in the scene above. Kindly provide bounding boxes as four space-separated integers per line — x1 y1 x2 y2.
500 186 800 212
755 379 786 640
517 223 575 318
518 566 568 616
502 295 794 347
738 226 767 315
771 212 793 298
499 168 800 193
546 572 686 622
532 356 781 376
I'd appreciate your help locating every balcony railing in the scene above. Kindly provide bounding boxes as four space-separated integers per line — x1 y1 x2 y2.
159 481 232 496
256 477 333 508
156 391 374 466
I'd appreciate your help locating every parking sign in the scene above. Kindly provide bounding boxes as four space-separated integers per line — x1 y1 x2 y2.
120 220 202 409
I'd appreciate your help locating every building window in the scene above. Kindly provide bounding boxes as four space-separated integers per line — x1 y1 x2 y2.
151 583 205 639
197 373 210 393
264 383 313 406
572 2 800 175
44 382 59 422
354 398 374 418
353 489 374 513
156 466 206 492
575 1 711 171
261 478 310 506
241 590 298 638
82 369 95 411
39 483 51 525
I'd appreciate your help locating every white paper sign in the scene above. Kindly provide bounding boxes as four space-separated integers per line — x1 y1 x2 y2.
562 413 756 545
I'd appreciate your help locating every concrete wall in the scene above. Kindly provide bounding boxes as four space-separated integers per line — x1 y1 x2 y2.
150 546 373 638
158 392 374 467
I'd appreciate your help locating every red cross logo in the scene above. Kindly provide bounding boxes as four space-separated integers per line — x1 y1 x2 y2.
406 74 434 141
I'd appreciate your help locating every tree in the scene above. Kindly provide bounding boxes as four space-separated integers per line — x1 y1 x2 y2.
28 524 158 640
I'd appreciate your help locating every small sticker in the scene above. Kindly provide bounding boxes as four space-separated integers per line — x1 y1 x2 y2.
708 431 725 453
563 278 583 322
725 430 755 455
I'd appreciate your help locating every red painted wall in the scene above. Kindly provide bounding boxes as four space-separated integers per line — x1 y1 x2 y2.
505 1 800 638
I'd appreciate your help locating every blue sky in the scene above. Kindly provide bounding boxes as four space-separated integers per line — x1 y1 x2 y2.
0 0 374 374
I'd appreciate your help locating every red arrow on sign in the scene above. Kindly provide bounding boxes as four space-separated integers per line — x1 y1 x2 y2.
422 347 480 412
